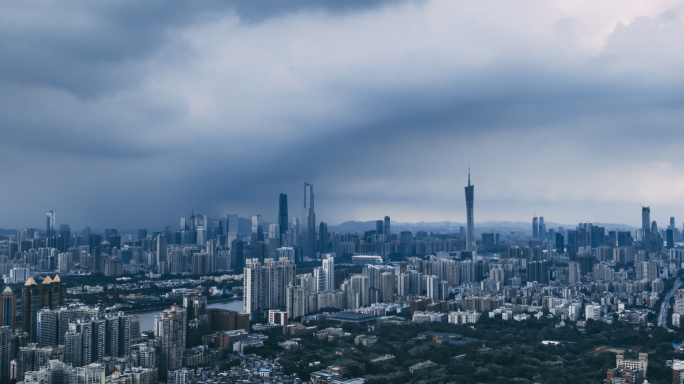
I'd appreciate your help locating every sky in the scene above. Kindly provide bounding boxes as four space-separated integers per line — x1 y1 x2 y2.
1 0 684 231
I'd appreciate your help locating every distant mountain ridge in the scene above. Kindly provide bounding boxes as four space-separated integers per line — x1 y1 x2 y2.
329 220 636 232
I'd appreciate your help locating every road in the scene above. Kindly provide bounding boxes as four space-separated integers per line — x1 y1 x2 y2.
658 278 682 330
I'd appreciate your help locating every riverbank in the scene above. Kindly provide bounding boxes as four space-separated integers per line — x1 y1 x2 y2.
135 299 243 331
124 295 241 314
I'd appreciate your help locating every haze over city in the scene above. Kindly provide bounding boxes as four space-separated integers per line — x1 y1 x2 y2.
2 1 684 230
5 2 684 384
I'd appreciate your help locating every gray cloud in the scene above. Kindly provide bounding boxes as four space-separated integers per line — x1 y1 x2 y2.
1 0 684 231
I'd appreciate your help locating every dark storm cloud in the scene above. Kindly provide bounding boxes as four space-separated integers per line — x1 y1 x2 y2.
1 0 684 230
0 0 412 98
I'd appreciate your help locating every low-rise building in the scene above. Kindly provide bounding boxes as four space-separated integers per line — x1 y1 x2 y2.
354 335 378 346
409 360 438 374
447 311 480 324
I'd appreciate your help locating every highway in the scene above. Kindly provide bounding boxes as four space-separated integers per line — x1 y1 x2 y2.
658 278 682 330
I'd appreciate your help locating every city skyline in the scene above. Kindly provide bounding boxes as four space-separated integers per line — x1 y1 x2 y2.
4 2 684 383
0 176 679 232
1 202 679 234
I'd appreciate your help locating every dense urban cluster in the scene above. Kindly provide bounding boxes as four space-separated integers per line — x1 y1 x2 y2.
2 177 684 383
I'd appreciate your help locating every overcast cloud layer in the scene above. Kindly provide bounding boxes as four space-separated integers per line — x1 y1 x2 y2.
1 0 684 231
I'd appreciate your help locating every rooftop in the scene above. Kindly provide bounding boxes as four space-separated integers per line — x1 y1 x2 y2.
330 311 376 323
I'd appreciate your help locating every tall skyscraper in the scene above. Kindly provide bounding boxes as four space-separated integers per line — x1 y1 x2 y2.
464 170 476 253
58 224 71 252
384 216 391 238
291 218 300 246
89 234 102 272
21 279 41 344
0 287 16 331
156 233 167 268
642 206 651 252
46 211 55 238
375 220 383 235
651 221 660 252
252 215 263 242
671 217 676 229
196 227 207 245
538 216 545 240
318 222 328 253
21 275 65 343
188 211 198 243
278 194 289 247
303 182 316 258
227 214 239 244
555 233 564 254
532 216 539 239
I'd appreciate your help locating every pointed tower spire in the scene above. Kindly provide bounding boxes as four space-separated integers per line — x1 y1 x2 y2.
468 164 471 186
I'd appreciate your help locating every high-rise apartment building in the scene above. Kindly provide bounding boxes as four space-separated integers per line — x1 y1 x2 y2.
380 272 394 302
207 309 249 333
286 286 307 319
0 326 11 381
350 275 370 307
426 275 440 300
568 261 580 283
91 319 106 363
64 329 82 367
243 258 296 317
154 305 186 373
183 294 207 322
75 363 105 384
314 254 335 292
527 261 549 284
464 170 476 253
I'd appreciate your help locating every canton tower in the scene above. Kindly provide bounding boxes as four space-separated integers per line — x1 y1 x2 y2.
465 168 476 253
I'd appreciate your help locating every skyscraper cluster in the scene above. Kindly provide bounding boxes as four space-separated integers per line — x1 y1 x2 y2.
3 169 684 384
2 275 148 383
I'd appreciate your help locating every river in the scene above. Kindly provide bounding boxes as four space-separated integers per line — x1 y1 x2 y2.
134 299 243 331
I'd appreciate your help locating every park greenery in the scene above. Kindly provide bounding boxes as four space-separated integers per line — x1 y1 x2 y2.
246 313 684 384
